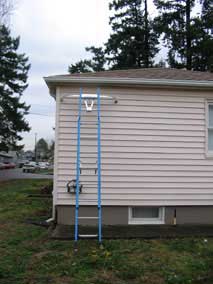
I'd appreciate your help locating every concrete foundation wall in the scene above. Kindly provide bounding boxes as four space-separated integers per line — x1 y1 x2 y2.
56 205 213 225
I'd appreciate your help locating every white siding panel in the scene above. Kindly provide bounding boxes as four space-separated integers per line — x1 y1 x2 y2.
59 129 204 137
59 122 204 131
55 88 213 206
60 110 205 120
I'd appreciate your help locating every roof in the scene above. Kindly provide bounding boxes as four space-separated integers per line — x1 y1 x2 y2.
44 68 213 97
56 68 213 81
0 152 13 158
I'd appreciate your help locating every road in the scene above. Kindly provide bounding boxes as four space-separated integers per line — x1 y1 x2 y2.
0 168 53 181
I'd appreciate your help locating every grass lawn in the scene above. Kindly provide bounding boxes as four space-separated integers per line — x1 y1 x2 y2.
33 168 53 175
1 179 213 284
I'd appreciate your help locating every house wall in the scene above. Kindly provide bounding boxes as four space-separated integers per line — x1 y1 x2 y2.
56 205 213 225
54 85 213 208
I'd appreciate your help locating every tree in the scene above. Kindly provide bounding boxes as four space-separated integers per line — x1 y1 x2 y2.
36 138 49 160
69 59 92 74
105 0 159 69
202 0 213 30
153 0 212 71
193 0 213 71
191 17 213 71
48 140 55 162
0 25 30 152
68 0 159 73
154 0 195 69
68 46 106 74
0 0 13 25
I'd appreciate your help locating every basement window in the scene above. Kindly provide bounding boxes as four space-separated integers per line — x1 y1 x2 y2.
128 207 165 224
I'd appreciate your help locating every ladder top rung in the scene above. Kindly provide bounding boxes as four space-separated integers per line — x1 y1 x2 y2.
78 216 99 219
79 234 98 238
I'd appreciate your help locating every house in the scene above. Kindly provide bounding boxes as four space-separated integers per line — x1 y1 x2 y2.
44 68 213 227
0 152 13 163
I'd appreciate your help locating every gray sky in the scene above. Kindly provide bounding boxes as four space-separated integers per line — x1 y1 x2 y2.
10 0 156 150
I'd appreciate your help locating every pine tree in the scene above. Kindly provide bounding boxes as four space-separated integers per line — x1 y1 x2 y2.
0 25 30 151
68 46 106 74
154 0 199 70
68 59 92 74
0 0 13 25
194 0 213 71
105 0 159 69
36 138 49 160
202 0 213 30
153 0 213 71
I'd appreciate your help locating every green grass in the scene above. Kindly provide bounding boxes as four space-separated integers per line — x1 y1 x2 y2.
1 180 213 284
34 169 53 175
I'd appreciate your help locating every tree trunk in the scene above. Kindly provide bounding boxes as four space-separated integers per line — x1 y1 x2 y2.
186 0 192 70
144 0 149 67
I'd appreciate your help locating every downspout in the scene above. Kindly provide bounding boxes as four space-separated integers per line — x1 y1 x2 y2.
45 87 59 224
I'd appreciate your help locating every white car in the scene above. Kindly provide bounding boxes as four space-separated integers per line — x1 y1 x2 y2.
38 162 49 169
22 162 39 173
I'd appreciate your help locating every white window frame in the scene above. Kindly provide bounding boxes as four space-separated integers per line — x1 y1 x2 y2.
206 101 213 158
128 206 165 225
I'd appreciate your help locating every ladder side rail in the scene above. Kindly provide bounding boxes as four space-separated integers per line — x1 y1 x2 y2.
97 88 102 243
74 88 82 242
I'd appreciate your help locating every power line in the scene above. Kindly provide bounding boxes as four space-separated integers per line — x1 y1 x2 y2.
29 112 54 117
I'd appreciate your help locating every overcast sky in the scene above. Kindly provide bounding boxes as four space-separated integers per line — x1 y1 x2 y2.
10 0 156 150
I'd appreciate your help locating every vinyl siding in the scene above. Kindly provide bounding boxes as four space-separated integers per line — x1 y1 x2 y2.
55 86 213 206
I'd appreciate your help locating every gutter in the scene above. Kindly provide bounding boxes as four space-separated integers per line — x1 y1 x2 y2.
44 76 213 97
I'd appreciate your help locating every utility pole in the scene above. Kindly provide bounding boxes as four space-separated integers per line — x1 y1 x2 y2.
34 133 37 162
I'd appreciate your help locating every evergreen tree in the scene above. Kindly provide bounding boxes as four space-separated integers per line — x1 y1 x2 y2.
0 0 13 25
0 25 30 151
153 0 213 71
85 46 106 71
36 138 49 160
69 59 92 74
154 0 198 70
68 46 106 74
193 0 213 71
202 0 213 30
105 0 159 69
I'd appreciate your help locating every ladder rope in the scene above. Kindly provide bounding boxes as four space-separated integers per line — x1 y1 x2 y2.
97 88 102 243
74 88 82 242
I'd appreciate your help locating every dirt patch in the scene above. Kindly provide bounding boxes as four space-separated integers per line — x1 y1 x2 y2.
40 182 53 195
54 276 74 284
32 250 53 260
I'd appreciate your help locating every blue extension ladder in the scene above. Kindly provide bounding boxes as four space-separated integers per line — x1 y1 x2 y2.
74 88 102 244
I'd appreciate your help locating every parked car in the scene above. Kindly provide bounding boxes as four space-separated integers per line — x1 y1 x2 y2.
38 162 49 169
18 160 29 168
3 162 16 169
22 162 39 173
0 162 5 170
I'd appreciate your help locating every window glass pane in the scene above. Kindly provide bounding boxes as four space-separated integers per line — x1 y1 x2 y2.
208 129 213 151
209 105 213 127
132 207 159 218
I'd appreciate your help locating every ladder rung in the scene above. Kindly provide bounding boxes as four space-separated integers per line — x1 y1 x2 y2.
79 234 98 238
78 200 101 204
80 182 98 185
80 122 98 125
81 167 97 170
78 216 98 219
81 135 97 140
